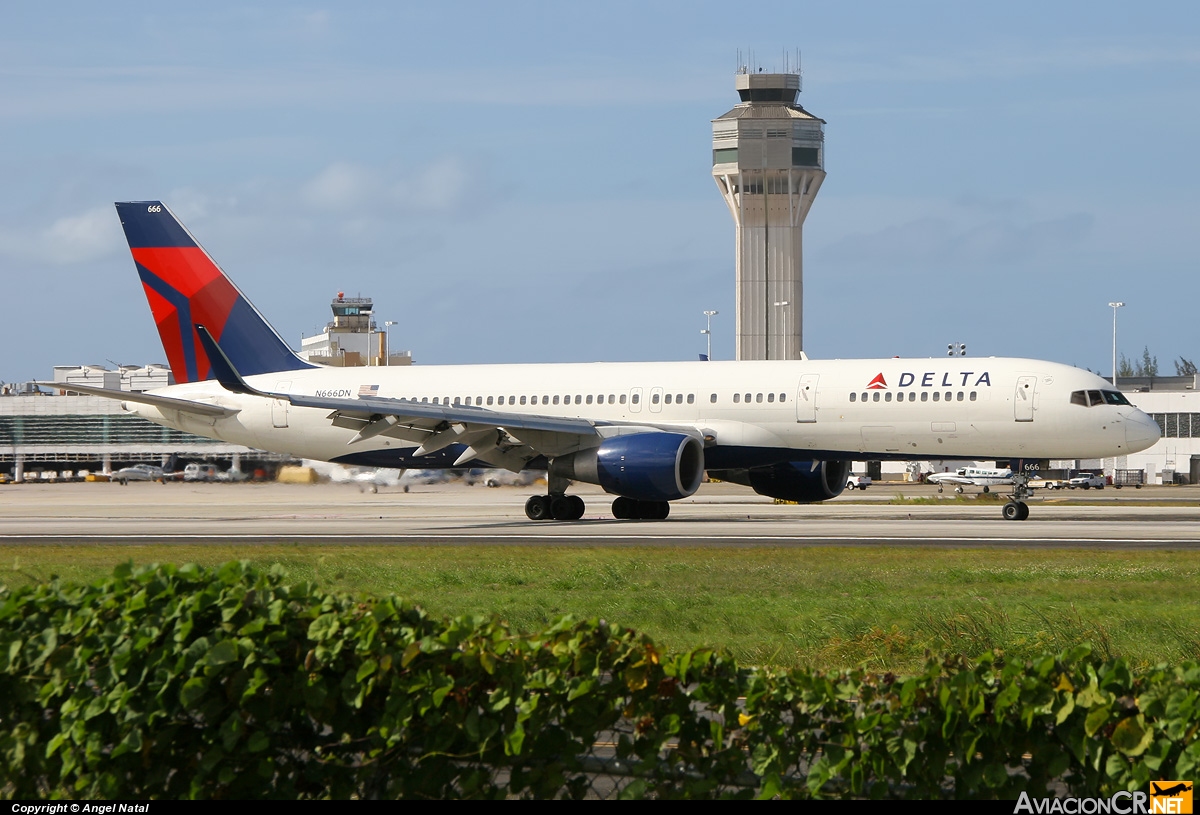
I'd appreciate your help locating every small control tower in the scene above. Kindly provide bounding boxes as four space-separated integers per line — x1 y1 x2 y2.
712 61 825 360
299 293 412 366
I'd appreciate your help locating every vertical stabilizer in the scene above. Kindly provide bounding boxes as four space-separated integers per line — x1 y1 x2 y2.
115 201 314 382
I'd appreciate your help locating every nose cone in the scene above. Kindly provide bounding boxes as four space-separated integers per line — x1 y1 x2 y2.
1125 411 1161 452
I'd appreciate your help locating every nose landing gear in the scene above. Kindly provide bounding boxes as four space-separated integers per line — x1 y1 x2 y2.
1002 472 1033 521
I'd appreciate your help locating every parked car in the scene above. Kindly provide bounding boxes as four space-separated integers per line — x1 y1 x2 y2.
183 463 218 482
846 474 872 491
1029 477 1068 490
111 464 165 485
1068 473 1105 490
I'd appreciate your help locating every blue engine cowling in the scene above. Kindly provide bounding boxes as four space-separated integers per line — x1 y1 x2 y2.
549 433 705 501
710 460 851 503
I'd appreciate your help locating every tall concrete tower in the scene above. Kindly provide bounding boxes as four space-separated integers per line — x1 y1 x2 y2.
712 68 825 360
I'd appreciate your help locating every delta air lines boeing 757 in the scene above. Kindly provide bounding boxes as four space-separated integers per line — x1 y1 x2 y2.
53 202 1161 522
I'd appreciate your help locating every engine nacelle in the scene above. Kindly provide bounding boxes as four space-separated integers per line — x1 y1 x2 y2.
550 433 705 502
711 460 851 503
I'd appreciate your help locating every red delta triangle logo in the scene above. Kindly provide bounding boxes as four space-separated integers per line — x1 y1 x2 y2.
866 373 888 390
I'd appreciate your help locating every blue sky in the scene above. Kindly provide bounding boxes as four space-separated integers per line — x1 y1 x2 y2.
2 1 1198 383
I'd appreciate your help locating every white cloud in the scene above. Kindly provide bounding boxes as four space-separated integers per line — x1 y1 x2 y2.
0 205 123 266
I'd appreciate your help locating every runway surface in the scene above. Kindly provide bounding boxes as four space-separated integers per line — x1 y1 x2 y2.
2 481 1198 549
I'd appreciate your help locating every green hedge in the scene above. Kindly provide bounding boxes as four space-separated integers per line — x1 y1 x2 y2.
1 562 1197 799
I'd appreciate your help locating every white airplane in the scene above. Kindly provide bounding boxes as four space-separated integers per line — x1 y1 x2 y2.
926 467 1014 494
48 201 1161 523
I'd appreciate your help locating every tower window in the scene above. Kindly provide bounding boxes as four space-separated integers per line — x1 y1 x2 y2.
792 147 819 167
713 148 738 165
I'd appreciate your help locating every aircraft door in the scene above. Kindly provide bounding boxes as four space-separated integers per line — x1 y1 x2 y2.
649 387 663 413
272 380 291 428
1014 376 1036 422
796 374 819 423
628 387 643 413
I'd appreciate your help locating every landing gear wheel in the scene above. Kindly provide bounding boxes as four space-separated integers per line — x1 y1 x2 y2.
612 496 636 520
1017 501 1030 520
1003 501 1021 520
550 495 585 521
525 495 551 520
937 487 944 493
638 501 670 520
954 486 964 494
982 486 990 494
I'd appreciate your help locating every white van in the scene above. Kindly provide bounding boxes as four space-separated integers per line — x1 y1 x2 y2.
183 463 218 482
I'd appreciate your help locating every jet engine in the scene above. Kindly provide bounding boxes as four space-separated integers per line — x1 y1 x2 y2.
550 433 705 502
710 460 851 503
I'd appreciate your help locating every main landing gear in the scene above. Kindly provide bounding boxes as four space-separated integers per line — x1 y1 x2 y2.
1001 472 1034 521
525 494 585 521
523 473 671 522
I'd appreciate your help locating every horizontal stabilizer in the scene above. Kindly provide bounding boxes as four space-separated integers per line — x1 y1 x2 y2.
32 382 236 418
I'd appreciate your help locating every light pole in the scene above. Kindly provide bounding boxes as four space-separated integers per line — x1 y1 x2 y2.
700 310 718 360
773 301 789 361
362 310 374 366
1108 302 1125 386
384 320 397 366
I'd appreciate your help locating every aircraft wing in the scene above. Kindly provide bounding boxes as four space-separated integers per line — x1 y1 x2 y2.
926 473 971 486
194 324 690 470
32 382 237 418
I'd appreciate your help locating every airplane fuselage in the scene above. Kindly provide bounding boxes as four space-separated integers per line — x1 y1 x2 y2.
127 356 1160 470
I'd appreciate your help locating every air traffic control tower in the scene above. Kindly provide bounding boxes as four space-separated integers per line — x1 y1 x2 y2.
712 68 825 360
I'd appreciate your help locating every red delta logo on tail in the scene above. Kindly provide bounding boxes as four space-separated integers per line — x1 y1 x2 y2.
135 246 240 383
866 373 887 390
115 201 313 384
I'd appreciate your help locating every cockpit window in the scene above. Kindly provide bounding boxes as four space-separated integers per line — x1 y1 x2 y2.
1071 389 1132 407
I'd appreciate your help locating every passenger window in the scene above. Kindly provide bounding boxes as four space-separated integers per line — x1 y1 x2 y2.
932 392 940 402
631 393 639 405
676 394 683 403
755 393 762 403
665 393 672 404
687 394 694 404
619 394 627 404
779 393 786 402
608 395 615 404
957 392 964 401
586 395 593 405
422 397 429 403
433 397 440 404
652 393 660 404
944 392 952 402
710 393 717 403
733 393 741 403
872 392 880 402
885 392 892 402
509 396 516 405
921 392 928 402
767 392 775 403
520 396 526 405
970 392 977 401
574 395 582 405
486 396 493 405
850 393 857 402
744 393 752 403
552 395 559 405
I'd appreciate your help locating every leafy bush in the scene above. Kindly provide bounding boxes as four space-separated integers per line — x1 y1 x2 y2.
1 562 1196 799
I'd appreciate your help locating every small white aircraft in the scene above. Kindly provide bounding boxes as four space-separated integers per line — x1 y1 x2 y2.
926 467 1014 494
43 201 1161 523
